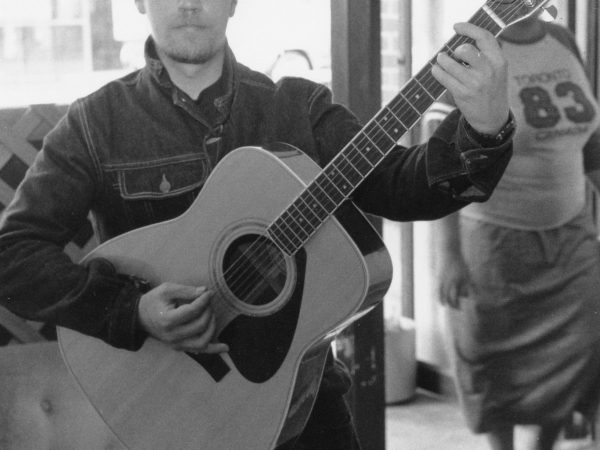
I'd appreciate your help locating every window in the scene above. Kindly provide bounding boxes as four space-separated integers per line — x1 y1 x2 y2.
0 0 331 108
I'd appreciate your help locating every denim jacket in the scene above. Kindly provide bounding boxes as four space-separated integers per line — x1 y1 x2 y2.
0 40 512 351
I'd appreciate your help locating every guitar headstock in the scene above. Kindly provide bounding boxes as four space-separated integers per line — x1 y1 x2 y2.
486 0 554 30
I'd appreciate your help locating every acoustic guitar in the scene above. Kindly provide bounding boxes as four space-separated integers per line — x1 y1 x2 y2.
58 1 551 448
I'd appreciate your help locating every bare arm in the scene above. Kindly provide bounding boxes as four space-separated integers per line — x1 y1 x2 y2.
434 213 473 308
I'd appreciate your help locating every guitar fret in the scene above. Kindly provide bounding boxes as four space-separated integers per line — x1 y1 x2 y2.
348 142 375 169
426 79 446 99
443 43 455 57
296 195 327 226
376 124 395 142
298 191 329 221
394 103 421 131
414 78 435 101
280 210 310 242
376 113 404 142
306 183 337 212
326 163 360 192
340 153 363 178
399 91 420 116
386 106 410 133
347 142 380 175
326 163 352 187
340 148 367 177
282 222 305 249
402 79 432 114
313 175 346 205
268 223 296 255
366 121 396 149
415 63 446 99
480 7 504 34
352 141 383 168
319 170 351 201
289 203 318 235
357 133 381 164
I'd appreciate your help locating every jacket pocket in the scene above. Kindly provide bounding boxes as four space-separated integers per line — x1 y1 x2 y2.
115 154 210 200
103 154 210 231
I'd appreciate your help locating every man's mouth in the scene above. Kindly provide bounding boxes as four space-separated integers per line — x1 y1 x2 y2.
176 23 205 29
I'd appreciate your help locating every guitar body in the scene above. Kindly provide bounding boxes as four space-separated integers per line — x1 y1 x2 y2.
58 144 393 450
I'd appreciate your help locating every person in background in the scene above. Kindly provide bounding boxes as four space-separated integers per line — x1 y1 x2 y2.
435 14 600 450
0 1 513 448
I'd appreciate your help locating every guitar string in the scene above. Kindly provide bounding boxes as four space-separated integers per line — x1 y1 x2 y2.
220 1 526 303
220 2 524 303
220 1 529 303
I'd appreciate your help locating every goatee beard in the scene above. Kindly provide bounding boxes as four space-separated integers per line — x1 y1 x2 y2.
165 50 212 65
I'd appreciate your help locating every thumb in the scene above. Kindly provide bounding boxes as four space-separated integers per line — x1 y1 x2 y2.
159 283 207 306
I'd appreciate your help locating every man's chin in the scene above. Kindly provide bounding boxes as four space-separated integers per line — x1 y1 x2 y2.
165 49 212 65
157 38 224 66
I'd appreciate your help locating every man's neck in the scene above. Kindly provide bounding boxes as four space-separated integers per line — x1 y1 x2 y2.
158 48 225 100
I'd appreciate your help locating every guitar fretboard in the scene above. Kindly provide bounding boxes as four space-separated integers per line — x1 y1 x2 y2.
268 1 535 256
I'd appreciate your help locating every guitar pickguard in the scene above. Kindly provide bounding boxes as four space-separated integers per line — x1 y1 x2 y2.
220 249 306 383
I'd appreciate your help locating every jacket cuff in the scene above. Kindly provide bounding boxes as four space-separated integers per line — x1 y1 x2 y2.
461 113 516 148
108 283 148 351
427 110 514 202
88 257 149 351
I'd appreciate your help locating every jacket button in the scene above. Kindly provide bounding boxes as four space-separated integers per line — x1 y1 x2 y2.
40 399 53 414
160 174 171 193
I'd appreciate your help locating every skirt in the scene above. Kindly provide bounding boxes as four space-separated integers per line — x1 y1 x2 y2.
447 206 600 432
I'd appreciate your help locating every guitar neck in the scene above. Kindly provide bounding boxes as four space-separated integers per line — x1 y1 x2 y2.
268 1 542 255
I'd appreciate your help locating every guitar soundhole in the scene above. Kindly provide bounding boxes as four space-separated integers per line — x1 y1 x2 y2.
222 234 287 306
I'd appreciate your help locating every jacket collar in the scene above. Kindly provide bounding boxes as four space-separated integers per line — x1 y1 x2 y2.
142 37 237 126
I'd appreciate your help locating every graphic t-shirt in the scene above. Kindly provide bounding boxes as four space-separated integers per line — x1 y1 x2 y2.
461 25 600 229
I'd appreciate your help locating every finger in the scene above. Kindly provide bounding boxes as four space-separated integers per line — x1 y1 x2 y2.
158 283 206 306
451 295 464 310
168 289 212 326
453 22 499 55
438 286 449 306
447 293 461 309
176 316 228 353
170 313 215 351
197 342 230 354
453 43 483 69
436 51 469 77
447 284 459 308
170 306 214 341
451 279 474 310
439 281 457 307
458 281 472 298
432 62 464 97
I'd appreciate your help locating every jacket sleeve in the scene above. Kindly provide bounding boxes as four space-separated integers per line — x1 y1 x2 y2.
307 84 513 221
0 100 147 350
